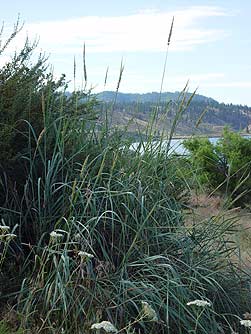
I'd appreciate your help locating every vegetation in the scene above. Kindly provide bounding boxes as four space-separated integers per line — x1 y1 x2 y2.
97 91 251 137
0 22 251 334
184 128 251 204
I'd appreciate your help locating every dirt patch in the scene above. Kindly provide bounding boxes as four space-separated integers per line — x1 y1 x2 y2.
186 193 222 221
185 192 251 269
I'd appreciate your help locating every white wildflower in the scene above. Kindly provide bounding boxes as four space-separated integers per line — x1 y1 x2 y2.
0 225 10 234
4 233 17 241
141 301 158 321
91 321 118 332
240 319 251 328
78 251 94 260
50 231 63 241
186 300 211 307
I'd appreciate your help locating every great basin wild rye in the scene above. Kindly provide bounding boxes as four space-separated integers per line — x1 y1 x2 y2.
0 18 250 334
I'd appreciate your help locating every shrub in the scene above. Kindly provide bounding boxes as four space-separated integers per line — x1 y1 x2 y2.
184 128 251 202
0 23 98 209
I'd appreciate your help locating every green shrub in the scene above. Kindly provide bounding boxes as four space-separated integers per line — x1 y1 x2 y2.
184 128 251 202
0 320 24 334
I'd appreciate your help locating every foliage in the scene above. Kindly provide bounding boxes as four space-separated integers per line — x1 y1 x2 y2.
2 117 248 333
183 137 225 187
0 23 98 215
0 22 250 334
0 321 10 334
184 128 251 202
0 320 24 334
0 21 97 166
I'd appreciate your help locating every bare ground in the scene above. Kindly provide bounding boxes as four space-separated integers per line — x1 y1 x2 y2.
185 192 251 270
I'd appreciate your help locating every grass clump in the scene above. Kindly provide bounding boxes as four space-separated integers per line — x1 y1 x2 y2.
0 22 250 334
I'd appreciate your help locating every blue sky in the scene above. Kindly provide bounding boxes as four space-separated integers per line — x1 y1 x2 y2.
1 0 251 105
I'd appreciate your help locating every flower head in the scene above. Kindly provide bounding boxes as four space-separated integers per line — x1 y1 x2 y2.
240 319 251 328
78 251 94 260
91 321 117 333
50 231 63 242
4 233 17 241
141 301 158 321
0 225 10 234
186 300 211 307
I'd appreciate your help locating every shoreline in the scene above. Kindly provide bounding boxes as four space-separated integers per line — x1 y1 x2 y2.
172 132 251 140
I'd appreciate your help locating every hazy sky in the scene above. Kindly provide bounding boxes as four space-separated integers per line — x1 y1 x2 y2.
1 0 251 105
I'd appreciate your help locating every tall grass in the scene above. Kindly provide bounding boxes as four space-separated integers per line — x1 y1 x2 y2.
0 20 250 334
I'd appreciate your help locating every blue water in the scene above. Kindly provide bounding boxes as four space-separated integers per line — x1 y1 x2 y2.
130 136 250 155
168 137 220 155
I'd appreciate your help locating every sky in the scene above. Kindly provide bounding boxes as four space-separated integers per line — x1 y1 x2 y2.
1 0 251 105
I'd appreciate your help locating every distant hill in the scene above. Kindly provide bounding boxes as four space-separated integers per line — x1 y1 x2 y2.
96 91 217 104
95 91 251 137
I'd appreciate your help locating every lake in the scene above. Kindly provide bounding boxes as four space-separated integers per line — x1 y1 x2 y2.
130 135 251 155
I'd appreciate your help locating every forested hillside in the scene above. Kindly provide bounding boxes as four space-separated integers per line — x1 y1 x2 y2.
97 91 251 136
